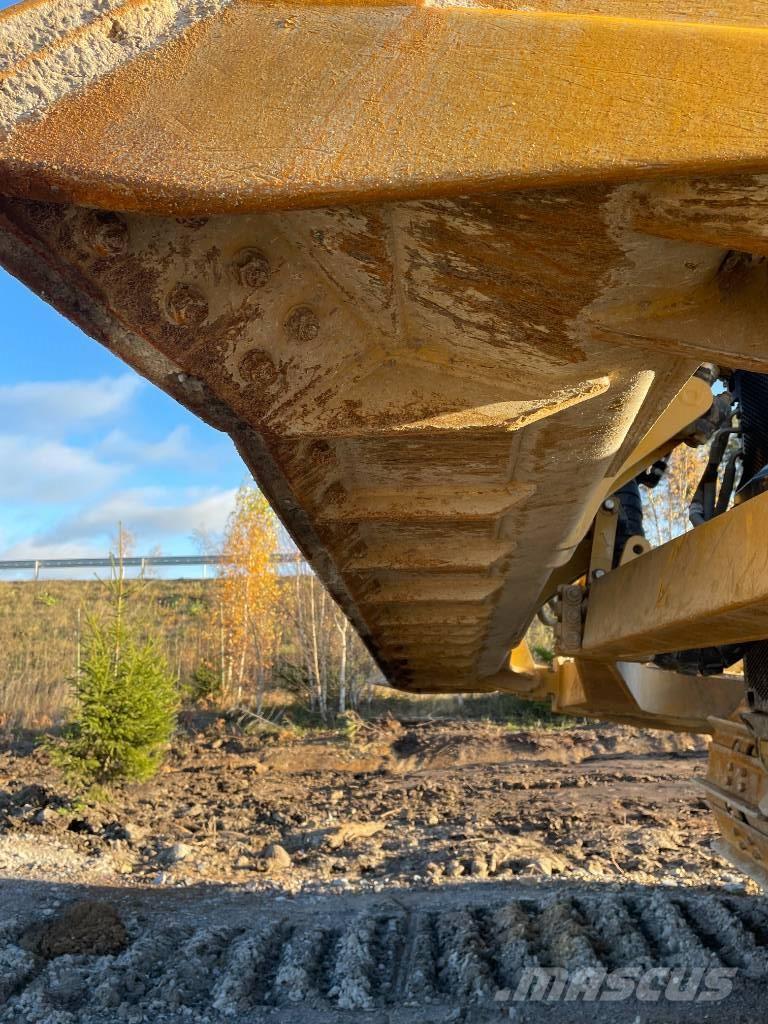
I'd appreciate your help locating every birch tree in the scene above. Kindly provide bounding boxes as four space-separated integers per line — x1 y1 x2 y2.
219 485 283 708
642 445 709 546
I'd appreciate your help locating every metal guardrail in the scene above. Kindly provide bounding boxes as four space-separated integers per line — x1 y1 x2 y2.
0 553 305 579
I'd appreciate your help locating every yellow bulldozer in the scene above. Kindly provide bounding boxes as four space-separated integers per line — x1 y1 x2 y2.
1 0 768 885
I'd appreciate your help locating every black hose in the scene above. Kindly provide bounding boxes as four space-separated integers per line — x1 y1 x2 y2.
537 604 558 627
733 371 768 709
612 481 645 567
714 449 742 518
689 426 735 527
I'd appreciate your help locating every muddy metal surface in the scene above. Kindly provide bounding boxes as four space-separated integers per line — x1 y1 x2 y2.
0 719 766 1021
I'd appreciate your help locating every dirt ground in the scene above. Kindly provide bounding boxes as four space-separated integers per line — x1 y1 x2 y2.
0 717 766 1023
0 717 749 894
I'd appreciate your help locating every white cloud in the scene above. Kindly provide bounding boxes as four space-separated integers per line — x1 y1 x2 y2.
39 487 237 546
0 370 241 563
0 436 122 502
0 375 141 435
0 538 103 560
97 425 191 464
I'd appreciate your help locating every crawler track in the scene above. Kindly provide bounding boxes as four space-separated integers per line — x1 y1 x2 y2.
1 882 767 1023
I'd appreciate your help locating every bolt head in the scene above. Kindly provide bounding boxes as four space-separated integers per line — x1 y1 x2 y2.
234 248 270 289
285 305 320 343
592 568 606 579
239 348 277 386
603 498 616 512
82 210 128 257
165 283 208 327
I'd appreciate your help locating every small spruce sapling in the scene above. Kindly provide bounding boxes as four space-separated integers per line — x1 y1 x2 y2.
46 530 178 788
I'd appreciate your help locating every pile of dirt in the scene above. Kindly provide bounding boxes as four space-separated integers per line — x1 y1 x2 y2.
19 900 127 959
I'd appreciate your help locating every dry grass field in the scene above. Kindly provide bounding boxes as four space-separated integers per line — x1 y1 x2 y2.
0 579 217 731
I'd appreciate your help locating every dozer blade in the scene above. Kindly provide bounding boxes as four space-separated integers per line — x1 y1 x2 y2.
2 0 768 709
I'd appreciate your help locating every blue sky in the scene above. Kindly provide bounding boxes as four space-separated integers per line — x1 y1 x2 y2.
0 0 248 577
0 267 247 572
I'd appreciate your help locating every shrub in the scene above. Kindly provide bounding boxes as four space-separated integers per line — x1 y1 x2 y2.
188 661 221 705
532 644 555 666
47 564 178 789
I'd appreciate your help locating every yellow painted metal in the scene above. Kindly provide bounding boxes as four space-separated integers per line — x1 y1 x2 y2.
447 2 768 26
544 657 729 731
609 376 714 490
552 377 713 560
618 535 651 566
616 662 744 730
480 653 744 733
552 658 639 719
0 0 765 706
0 177 705 696
508 640 537 677
581 492 768 662
588 502 619 581
7 5 768 214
